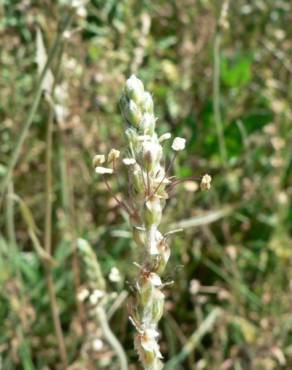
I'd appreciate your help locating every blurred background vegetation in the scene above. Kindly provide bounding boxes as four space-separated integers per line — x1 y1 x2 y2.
0 0 292 369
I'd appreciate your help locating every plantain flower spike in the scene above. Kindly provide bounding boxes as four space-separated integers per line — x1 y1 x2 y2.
120 75 179 370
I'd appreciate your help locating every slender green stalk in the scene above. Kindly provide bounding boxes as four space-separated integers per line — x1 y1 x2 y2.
6 183 19 275
96 307 128 370
0 11 73 198
43 40 69 368
58 127 86 329
212 0 230 167
6 184 36 370
164 308 222 370
78 239 128 370
213 33 227 166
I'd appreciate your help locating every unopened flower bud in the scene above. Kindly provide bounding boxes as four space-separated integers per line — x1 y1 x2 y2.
151 290 165 322
125 128 139 151
144 196 162 227
133 227 146 246
142 92 154 114
141 141 162 172
141 113 155 135
126 100 142 127
138 272 162 307
154 240 170 274
131 164 145 193
138 275 154 307
125 75 145 103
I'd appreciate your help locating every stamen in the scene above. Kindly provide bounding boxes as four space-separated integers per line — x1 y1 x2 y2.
102 174 133 215
152 153 177 196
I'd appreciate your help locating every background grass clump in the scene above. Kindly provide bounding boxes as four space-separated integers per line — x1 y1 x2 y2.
0 0 292 369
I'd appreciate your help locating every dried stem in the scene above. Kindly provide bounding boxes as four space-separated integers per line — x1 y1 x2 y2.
58 126 86 331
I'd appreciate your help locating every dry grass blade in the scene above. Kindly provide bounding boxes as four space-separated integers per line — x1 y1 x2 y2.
169 206 234 230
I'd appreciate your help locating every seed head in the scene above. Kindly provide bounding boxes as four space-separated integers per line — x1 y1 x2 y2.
92 154 105 167
108 149 120 163
200 174 212 190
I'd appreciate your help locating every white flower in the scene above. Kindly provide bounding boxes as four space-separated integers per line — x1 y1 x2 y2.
123 158 136 166
148 272 162 286
89 289 104 305
159 132 172 142
95 166 113 174
171 137 186 151
72 0 88 16
189 279 200 295
144 327 159 339
200 174 212 190
109 267 121 282
92 154 105 167
77 288 89 302
108 148 120 163
54 105 69 123
92 338 103 351
140 328 163 358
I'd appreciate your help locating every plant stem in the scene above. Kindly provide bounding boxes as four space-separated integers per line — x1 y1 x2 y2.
6 183 36 370
96 306 128 370
6 183 20 276
0 10 73 198
164 308 222 370
44 102 68 368
213 32 227 167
